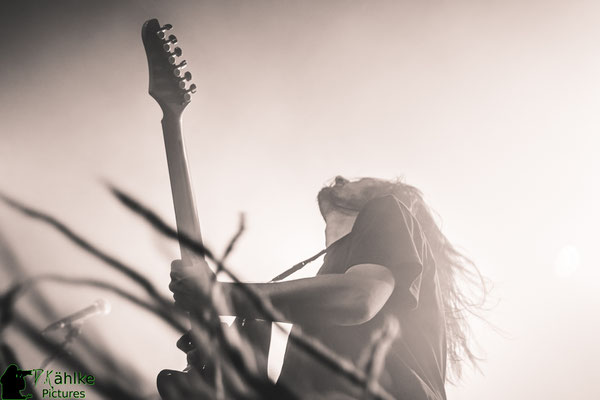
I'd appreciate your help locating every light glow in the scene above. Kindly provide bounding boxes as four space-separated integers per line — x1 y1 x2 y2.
554 244 580 278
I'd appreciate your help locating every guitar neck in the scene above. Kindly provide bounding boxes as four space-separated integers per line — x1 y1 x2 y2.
161 111 204 265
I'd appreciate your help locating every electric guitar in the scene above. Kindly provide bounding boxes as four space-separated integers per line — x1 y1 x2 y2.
143 19 274 399
141 18 216 399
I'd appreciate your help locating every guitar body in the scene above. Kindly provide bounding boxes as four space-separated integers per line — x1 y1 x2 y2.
157 369 213 400
157 318 272 400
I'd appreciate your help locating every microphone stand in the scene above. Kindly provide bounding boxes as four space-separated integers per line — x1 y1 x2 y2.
40 322 83 369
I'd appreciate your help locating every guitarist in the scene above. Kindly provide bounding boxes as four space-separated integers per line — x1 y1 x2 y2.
170 176 486 399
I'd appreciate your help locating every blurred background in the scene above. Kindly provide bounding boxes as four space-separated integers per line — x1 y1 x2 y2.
1 0 599 398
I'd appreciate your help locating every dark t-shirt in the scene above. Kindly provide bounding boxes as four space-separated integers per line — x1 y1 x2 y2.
278 195 447 400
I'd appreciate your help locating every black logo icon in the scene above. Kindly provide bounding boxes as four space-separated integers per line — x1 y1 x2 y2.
0 364 32 400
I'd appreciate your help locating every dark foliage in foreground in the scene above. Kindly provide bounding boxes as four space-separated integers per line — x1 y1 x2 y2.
0 189 398 399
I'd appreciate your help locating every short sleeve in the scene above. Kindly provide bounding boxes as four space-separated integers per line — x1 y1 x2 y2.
345 195 423 310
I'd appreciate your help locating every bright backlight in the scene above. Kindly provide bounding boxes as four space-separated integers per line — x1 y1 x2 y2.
554 244 580 278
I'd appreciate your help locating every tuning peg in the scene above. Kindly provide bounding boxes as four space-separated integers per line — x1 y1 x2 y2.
177 72 192 89
183 84 197 102
162 35 178 51
168 47 183 64
156 24 173 39
173 60 188 77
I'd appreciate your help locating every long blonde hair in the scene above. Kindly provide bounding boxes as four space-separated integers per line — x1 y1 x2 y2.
322 176 489 381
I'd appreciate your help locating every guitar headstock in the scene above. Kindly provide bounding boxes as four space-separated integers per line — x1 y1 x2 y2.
142 19 196 116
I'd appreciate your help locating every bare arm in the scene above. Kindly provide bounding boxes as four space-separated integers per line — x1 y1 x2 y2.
226 264 395 326
171 262 395 326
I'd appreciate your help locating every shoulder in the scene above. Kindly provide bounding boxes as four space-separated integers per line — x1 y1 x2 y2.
353 194 413 231
348 194 421 257
350 194 427 266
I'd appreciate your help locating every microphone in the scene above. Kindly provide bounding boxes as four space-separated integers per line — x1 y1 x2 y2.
42 299 111 334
